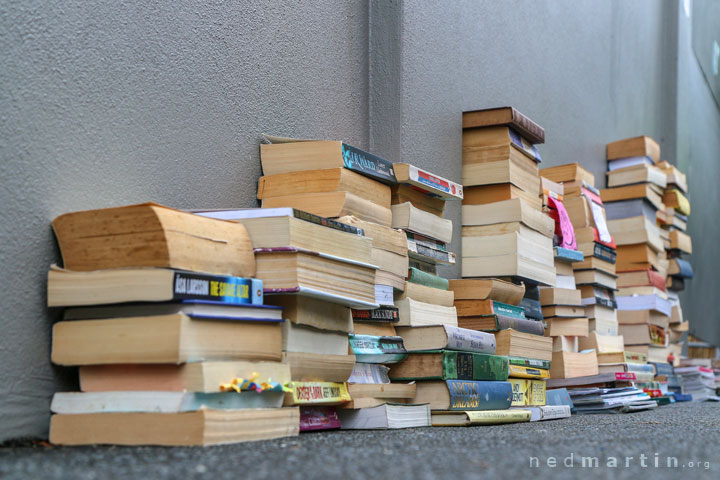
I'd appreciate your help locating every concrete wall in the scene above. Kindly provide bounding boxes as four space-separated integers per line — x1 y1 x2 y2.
1 0 718 440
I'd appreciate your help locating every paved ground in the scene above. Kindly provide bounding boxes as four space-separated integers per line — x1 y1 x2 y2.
1 402 719 480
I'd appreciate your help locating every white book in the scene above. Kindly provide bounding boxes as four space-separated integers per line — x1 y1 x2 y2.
338 403 431 429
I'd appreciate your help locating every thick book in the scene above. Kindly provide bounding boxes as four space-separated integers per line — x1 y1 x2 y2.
519 298 544 321
550 351 599 379
462 198 555 236
462 153 541 189
462 127 543 163
392 184 446 215
462 106 545 144
268 296 353 333
52 203 255 277
337 404 431 429
282 352 355 383
47 266 264 308
606 135 660 163
388 350 509 381
398 282 455 307
351 306 399 323
539 163 595 186
494 329 553 362
407 239 456 264
51 391 286 414
663 189 691 216
299 406 341 432
396 298 458 328
616 294 671 316
448 278 525 304
600 184 664 211
262 191 392 227
348 334 407 364
454 299 526 319
260 136 397 184
78 361 292 393
49 408 299 446
414 380 513 411
463 183 543 210
336 216 407 255
407 267 449 290
431 409 531 426
283 321 349 355
539 288 583 307
395 325 496 354
391 202 453 243
393 163 463 200
457 314 544 335
52 314 282 366
607 164 666 189
603 199 657 222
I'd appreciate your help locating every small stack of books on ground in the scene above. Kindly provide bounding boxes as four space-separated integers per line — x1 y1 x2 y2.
47 203 300 445
599 136 674 367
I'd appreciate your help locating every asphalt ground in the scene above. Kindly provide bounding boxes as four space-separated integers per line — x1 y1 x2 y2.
1 402 719 480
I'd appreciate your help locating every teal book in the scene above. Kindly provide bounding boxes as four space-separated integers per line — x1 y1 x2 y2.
348 334 407 364
407 267 449 290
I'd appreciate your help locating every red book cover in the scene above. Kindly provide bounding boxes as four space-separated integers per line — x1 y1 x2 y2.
614 372 637 381
299 406 341 432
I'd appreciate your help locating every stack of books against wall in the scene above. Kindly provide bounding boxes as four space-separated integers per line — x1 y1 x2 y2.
47 203 299 445
599 136 676 367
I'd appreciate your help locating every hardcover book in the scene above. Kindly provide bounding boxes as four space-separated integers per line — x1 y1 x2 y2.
299 406 341 432
388 350 509 381
462 106 545 144
414 380 513 411
348 334 407 364
396 325 496 354
393 163 463 200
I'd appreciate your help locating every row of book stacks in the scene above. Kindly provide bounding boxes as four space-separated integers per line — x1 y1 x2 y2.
45 108 716 446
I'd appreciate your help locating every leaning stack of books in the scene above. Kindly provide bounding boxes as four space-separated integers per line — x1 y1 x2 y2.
600 136 673 366
47 203 299 445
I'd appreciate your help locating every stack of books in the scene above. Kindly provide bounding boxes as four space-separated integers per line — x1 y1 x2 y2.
461 107 556 286
600 136 674 366
47 203 300 445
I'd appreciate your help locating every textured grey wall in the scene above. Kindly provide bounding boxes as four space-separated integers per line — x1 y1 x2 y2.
1 0 718 441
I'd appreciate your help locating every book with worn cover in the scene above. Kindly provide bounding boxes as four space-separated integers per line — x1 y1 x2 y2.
407 267 449 290
299 406 341 431
348 334 407 364
352 306 399 323
414 380 512 411
457 314 544 335
389 350 509 381
509 357 551 370
431 409 531 426
455 299 525 319
396 325 496 354
462 106 545 144
284 382 351 406
338 403 431 429
393 163 463 200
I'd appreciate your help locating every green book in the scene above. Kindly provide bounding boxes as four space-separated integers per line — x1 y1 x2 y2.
489 301 525 319
508 356 551 370
388 350 509 381
407 267 449 290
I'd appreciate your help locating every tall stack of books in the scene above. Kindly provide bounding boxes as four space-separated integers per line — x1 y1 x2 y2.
539 164 620 379
47 203 300 445
600 137 673 366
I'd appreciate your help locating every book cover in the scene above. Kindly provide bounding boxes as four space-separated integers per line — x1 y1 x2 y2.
445 380 513 410
392 351 509 381
508 129 542 162
591 243 617 264
554 247 584 263
348 334 408 364
509 379 546 406
464 409 532 425
352 306 399 323
519 298 544 321
407 267 449 290
299 406 341 431
443 326 496 354
407 241 456 264
671 258 694 279
286 382 351 406
341 143 397 185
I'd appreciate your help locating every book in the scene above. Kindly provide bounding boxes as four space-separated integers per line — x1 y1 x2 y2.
462 126 542 163
414 380 512 411
49 408 299 446
346 383 416 400
448 278 525 304
254 247 377 308
553 335 578 353
509 357 551 369
607 216 663 252
457 312 543 334
462 106 545 144
391 202 453 243
542 305 586 318
577 242 617 264
51 391 286 414
353 322 397 337
572 255 616 275
539 163 595 187
508 379 546 406
554 247 584 263
336 215 407 255
539 288 582 307
195 210 373 265
550 351 599 379
283 322 349 355
519 297 544 321
616 295 671 316
52 315 282 366
257 168 391 208
545 388 574 408
78 361 292 393
607 155 654 171
348 334 407 363
395 325 496 354
462 155 540 192
657 161 688 193
607 164 666 189
337 404 431 429
509 364 550 379
407 239 456 265
669 230 692 254
259 137 396 184
578 332 625 353
347 363 391 384
392 184 446 215
462 244 556 287
299 406 341 431
462 183 543 210
663 189 691 215
462 199 555 237
606 136 660 163
494 329 553 361
397 282 454 307
351 306 399 323
546 372 636 388
545 318 589 337
63 302 283 323
455 300 525 319
407 267 449 290
284 382 351 406
393 163 463 200
604 199 657 222
618 324 652 345
52 203 255 277
282 352 355 382
388 350 509 381
596 351 647 364
395 298 458 327
372 247 410 277
47 266 264 308
668 258 694 278
573 269 617 290
262 192 392 227
266 296 352 333
431 409 532 426
600 184 664 211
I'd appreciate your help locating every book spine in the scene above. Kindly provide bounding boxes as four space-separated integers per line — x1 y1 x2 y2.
348 334 407 363
492 315 545 336
508 364 550 379
464 409 531 425
593 243 617 264
406 232 449 252
408 267 449 290
293 209 365 236
442 351 509 381
554 247 584 263
508 356 551 370
492 301 526 320
172 272 263 305
519 298 544 321
614 372 637 381
341 143 398 185
408 241 454 263
289 382 351 405
446 380 512 411
351 306 399 323
347 363 391 384
539 405 570 420
409 165 464 199
299 406 341 431
444 326 496 354
510 107 545 144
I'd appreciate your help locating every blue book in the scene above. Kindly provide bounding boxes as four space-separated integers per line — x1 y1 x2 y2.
546 388 575 412
604 199 657 221
554 247 584 263
671 258 694 279
443 380 512 411
650 362 674 377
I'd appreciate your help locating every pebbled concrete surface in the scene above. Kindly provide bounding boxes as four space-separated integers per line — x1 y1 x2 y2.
1 402 718 480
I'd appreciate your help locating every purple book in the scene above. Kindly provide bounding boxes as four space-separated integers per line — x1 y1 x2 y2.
299 406 341 432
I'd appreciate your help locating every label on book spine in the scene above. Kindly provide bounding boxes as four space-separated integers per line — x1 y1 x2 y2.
404 164 463 199
444 326 496 354
446 380 513 411
592 243 617 264
173 272 263 305
352 306 399 323
341 143 397 185
443 351 509 381
348 334 407 364
492 302 526 319
288 382 351 405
